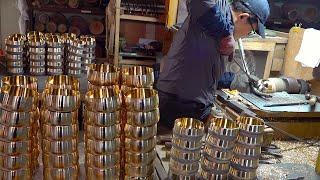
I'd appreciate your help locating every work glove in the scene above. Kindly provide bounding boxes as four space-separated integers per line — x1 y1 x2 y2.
219 35 235 61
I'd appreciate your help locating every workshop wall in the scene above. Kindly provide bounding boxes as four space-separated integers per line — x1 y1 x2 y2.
0 0 20 48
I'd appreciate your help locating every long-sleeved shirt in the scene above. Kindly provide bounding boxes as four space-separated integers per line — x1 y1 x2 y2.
157 0 234 106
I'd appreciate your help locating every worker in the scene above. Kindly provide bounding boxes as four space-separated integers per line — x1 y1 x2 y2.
156 0 270 129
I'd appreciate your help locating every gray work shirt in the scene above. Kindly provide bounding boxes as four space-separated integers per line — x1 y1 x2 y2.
157 0 232 106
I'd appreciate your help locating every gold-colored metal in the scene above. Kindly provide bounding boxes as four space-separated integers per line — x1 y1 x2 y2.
42 124 78 140
42 138 78 154
87 64 119 86
0 140 32 155
1 76 37 90
173 118 204 138
28 47 46 54
237 117 265 135
199 166 228 180
125 149 156 165
172 135 202 151
30 60 45 67
86 166 119 180
169 158 199 174
125 163 154 177
68 62 82 69
6 61 24 67
70 39 85 49
236 135 264 146
47 54 64 61
231 154 259 169
45 75 80 91
85 138 120 154
203 144 233 161
27 31 44 39
229 166 257 180
201 156 230 172
124 124 157 140
208 117 239 138
233 143 261 157
43 152 79 168
0 153 32 170
0 108 37 126
44 165 79 180
8 67 24 74
47 68 64 75
0 124 33 141
68 54 82 62
124 88 159 112
85 152 120 168
0 168 31 180
85 88 121 113
125 136 156 153
169 171 196 180
87 83 117 91
47 61 64 67
80 36 96 46
85 124 120 140
6 54 23 60
67 69 82 76
41 109 78 126
170 146 200 162
29 67 46 75
126 108 159 127
206 134 235 149
5 34 26 46
124 174 154 180
42 88 81 112
46 35 64 47
29 54 46 60
5 46 24 53
85 109 120 126
121 66 154 87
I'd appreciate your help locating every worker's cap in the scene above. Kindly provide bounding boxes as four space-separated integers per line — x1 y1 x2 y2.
240 0 270 38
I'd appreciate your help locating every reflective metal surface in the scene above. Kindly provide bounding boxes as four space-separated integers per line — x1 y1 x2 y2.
0 124 32 141
7 60 24 67
43 152 79 168
85 109 120 126
5 46 24 53
67 69 82 76
172 135 202 151
42 88 81 112
125 136 156 153
29 67 46 75
87 64 119 86
0 153 32 169
0 140 32 155
44 165 79 180
1 75 37 90
41 109 78 126
47 68 64 75
28 47 45 54
70 39 85 49
230 155 259 169
47 54 63 60
125 163 154 177
237 117 265 135
68 62 82 69
47 48 64 54
122 66 154 87
42 138 78 154
233 143 261 158
206 134 235 149
125 149 156 165
42 124 78 140
0 168 31 180
47 61 64 67
5 34 25 46
236 135 264 146
29 54 45 60
86 166 119 180
169 158 199 174
170 146 200 162
69 48 84 54
85 88 121 112
29 60 45 67
85 138 120 154
0 108 37 126
199 166 228 180
8 67 24 74
68 54 82 62
45 75 80 91
126 108 159 127
85 152 120 168
173 118 204 138
203 145 233 161
124 124 157 140
208 118 239 138
6 53 23 60
201 156 230 172
124 88 159 112
228 166 257 180
85 124 120 140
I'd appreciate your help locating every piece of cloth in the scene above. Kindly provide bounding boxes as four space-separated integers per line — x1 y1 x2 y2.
158 90 212 129
295 28 320 68
157 0 233 108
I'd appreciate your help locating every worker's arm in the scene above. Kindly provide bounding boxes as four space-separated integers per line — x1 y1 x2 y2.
189 0 234 39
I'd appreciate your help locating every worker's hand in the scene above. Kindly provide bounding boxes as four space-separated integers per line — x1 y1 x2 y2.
219 35 235 56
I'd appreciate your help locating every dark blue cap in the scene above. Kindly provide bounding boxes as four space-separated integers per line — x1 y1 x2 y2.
240 0 270 38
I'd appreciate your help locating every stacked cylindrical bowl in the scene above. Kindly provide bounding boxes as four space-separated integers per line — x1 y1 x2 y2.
27 32 46 76
0 77 39 179
169 118 205 179
41 75 81 180
80 36 96 74
200 118 239 179
229 117 264 180
122 66 159 179
46 35 65 75
5 34 26 74
67 39 85 77
62 33 77 74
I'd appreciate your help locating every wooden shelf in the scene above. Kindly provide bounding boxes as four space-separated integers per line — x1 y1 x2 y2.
120 14 162 23
30 5 105 15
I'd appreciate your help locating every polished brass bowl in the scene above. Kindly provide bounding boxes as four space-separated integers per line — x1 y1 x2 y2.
85 109 120 126
169 158 199 174
0 140 32 155
87 82 113 91
30 60 45 67
203 144 233 161
43 152 79 168
121 66 154 87
173 118 204 139
0 168 31 180
125 149 156 165
85 124 120 141
233 143 261 158
125 163 154 177
172 134 202 151
47 60 64 67
124 124 157 140
87 64 119 86
47 54 64 61
0 108 37 126
45 75 80 91
42 88 80 112
208 117 239 139
44 165 79 180
47 67 64 75
42 124 78 140
169 171 196 180
85 138 120 154
124 174 154 180
67 69 82 76
0 124 32 141
42 138 78 154
86 166 119 180
170 146 201 162
6 53 23 60
126 108 159 127
206 134 235 150
85 152 120 168
85 88 121 112
230 155 259 169
68 62 82 69
83 53 95 59
28 47 45 54
5 34 25 46
124 88 158 112
5 46 24 53
1 75 38 90
201 156 230 172
8 67 24 74
80 36 96 46
199 166 228 180
29 54 46 60
46 36 64 48
7 60 24 67
29 67 46 75
236 135 263 146
0 153 32 170
68 54 82 62
27 31 44 40
70 39 85 49
41 109 78 126
83 59 93 65
125 136 156 153
228 166 257 180
237 117 265 135
69 47 84 54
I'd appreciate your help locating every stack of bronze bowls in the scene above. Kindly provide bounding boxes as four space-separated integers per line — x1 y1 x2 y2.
62 33 77 74
122 66 158 179
46 35 65 75
229 117 264 180
0 77 39 179
80 36 96 74
169 118 204 179
41 75 81 180
200 118 239 179
5 34 26 74
67 39 85 77
27 32 46 76
85 63 121 179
